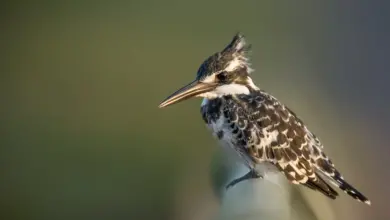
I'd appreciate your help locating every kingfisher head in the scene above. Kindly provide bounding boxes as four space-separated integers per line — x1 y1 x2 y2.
159 33 258 108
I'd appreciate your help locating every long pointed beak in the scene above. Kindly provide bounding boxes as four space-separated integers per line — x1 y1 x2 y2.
158 80 217 108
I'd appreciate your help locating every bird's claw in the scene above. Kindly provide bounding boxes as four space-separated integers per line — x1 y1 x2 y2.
226 169 262 189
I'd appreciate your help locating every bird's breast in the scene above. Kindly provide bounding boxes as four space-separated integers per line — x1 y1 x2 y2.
201 98 240 150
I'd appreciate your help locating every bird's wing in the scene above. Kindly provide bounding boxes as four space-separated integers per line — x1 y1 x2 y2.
233 91 370 203
232 92 339 199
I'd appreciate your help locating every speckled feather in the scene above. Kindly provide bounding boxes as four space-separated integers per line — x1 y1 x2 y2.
201 90 370 203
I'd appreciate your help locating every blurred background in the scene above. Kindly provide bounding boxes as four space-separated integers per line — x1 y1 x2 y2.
1 1 389 219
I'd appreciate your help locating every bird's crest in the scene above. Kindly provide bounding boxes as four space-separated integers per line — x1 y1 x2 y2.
196 33 253 81
223 32 252 55
221 33 253 74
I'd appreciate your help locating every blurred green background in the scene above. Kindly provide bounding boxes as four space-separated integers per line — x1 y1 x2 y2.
1 1 389 219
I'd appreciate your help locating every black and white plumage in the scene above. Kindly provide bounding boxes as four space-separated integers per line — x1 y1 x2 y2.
159 33 371 205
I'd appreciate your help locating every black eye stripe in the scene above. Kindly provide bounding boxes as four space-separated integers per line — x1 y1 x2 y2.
217 71 228 81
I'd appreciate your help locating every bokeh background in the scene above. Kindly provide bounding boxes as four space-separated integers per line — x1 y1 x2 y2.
1 1 389 219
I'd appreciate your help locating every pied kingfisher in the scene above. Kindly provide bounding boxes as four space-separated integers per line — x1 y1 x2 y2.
159 33 370 205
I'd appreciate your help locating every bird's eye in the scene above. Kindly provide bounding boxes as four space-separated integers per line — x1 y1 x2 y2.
217 71 228 82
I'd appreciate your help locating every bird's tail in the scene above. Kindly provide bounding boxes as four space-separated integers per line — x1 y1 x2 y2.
304 175 339 200
332 171 371 205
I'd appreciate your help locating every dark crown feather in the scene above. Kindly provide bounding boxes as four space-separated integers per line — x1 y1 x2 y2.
196 33 253 80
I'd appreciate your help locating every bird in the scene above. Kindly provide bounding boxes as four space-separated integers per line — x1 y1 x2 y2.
158 33 371 205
